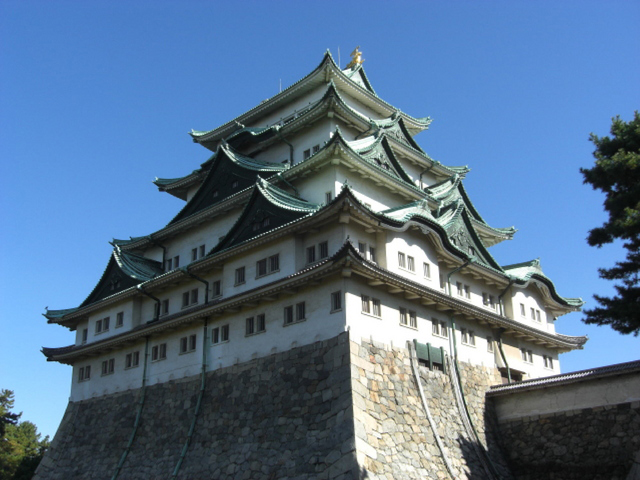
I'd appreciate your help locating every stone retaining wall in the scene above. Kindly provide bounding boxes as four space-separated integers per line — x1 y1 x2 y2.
495 402 640 480
35 332 358 480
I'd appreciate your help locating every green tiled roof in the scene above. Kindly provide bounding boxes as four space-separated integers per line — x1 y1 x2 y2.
503 259 585 308
43 307 79 321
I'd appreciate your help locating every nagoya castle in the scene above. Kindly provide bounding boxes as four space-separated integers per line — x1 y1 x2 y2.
36 49 640 480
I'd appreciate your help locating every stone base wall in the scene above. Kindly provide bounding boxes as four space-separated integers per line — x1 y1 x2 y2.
350 337 513 479
35 332 359 480
495 401 640 480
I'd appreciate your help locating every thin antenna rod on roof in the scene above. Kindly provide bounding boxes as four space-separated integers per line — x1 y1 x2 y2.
279 79 282 93
338 47 340 68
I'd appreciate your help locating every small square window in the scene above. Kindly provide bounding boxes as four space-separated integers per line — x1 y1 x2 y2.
182 292 190 308
174 256 180 268
423 262 431 279
407 256 415 272
296 302 306 321
303 149 311 159
358 242 366 254
398 252 406 269
284 305 294 325
190 289 198 305
256 314 266 333
440 321 448 338
369 246 376 263
487 337 494 353
166 258 173 271
306 246 316 264
399 307 408 325
536 310 542 322
530 307 536 320
361 295 371 314
432 319 439 336
269 254 279 272
312 144 320 154
180 336 188 353
246 316 255 335
464 285 471 299
95 319 103 334
191 248 198 262
162 299 170 315
116 312 124 328
212 280 221 297
372 298 381 317
257 259 268 277
520 303 526 316
331 291 342 312
235 267 246 285
457 282 464 296
199 245 206 258
319 241 329 259
81 328 88 344
409 311 417 328
325 191 332 204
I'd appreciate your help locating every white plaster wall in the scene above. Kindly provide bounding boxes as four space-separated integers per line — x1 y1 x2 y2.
510 287 555 333
69 278 348 401
82 300 135 345
493 372 640 421
257 86 328 129
335 165 404 212
295 164 339 206
385 230 441 291
341 94 385 121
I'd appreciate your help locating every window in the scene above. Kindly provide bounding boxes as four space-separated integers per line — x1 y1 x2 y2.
256 254 279 278
433 319 449 338
257 313 266 332
246 315 266 335
530 307 536 320
116 312 124 328
461 329 476 346
319 241 329 259
369 246 376 263
180 334 197 354
361 295 371 314
543 355 554 369
212 280 221 297
303 149 311 159
182 288 199 308
125 351 140 369
399 307 407 325
284 302 305 325
331 291 342 312
235 267 245 285
81 328 88 344
520 303 526 316
166 258 173 271
325 191 332 204
358 242 366 254
78 365 91 382
423 262 431 279
487 336 494 353
101 358 115 376
409 311 417 328
521 348 533 363
407 256 415 272
162 299 170 315
212 325 229 344
174 256 180 268
213 190 219 198
457 282 464 296
312 144 320 154
232 180 239 189
398 252 406 269
192 248 198 262
199 245 206 258
483 293 497 310
372 298 381 317
306 246 316 264
535 310 542 322
489 295 496 310
152 343 167 361
439 275 446 290
95 317 110 334
464 285 471 299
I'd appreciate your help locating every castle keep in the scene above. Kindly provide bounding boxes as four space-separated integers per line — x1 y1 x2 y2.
37 50 632 480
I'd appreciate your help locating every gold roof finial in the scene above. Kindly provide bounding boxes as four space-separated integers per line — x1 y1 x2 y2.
346 46 364 69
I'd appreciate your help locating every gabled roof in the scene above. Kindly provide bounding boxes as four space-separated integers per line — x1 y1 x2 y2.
370 113 430 153
503 259 585 309
341 63 377 95
168 143 287 225
212 177 320 253
153 169 206 201
348 133 415 184
189 51 431 146
45 247 163 321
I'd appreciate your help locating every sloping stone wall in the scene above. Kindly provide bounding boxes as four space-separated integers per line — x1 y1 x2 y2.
495 402 640 480
350 337 513 479
35 332 359 480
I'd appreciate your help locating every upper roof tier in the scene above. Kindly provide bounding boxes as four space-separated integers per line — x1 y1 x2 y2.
189 51 431 148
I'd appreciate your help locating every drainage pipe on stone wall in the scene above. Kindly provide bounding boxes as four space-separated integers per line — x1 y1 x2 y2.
496 333 512 384
170 317 209 480
111 336 150 480
497 279 516 384
408 341 456 480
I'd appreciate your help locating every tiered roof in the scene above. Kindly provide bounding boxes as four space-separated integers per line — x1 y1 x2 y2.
43 50 584 355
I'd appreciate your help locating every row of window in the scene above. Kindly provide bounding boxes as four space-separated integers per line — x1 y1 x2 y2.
165 245 207 272
303 144 320 160
520 303 544 323
398 251 433 279
306 241 329 264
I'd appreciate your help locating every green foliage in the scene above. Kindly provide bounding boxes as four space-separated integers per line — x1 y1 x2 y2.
580 111 640 335
0 390 49 480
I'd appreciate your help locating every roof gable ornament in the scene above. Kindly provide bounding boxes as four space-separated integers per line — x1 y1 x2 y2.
346 47 364 69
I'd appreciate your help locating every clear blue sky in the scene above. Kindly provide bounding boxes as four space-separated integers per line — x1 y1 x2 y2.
1 1 638 439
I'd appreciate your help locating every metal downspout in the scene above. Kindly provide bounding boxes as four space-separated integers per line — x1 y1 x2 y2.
183 268 210 304
148 237 167 269
497 279 516 384
111 336 150 480
446 259 471 297
419 164 434 191
276 172 300 198
408 342 455 480
276 128 295 166
137 286 161 322
170 317 208 480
